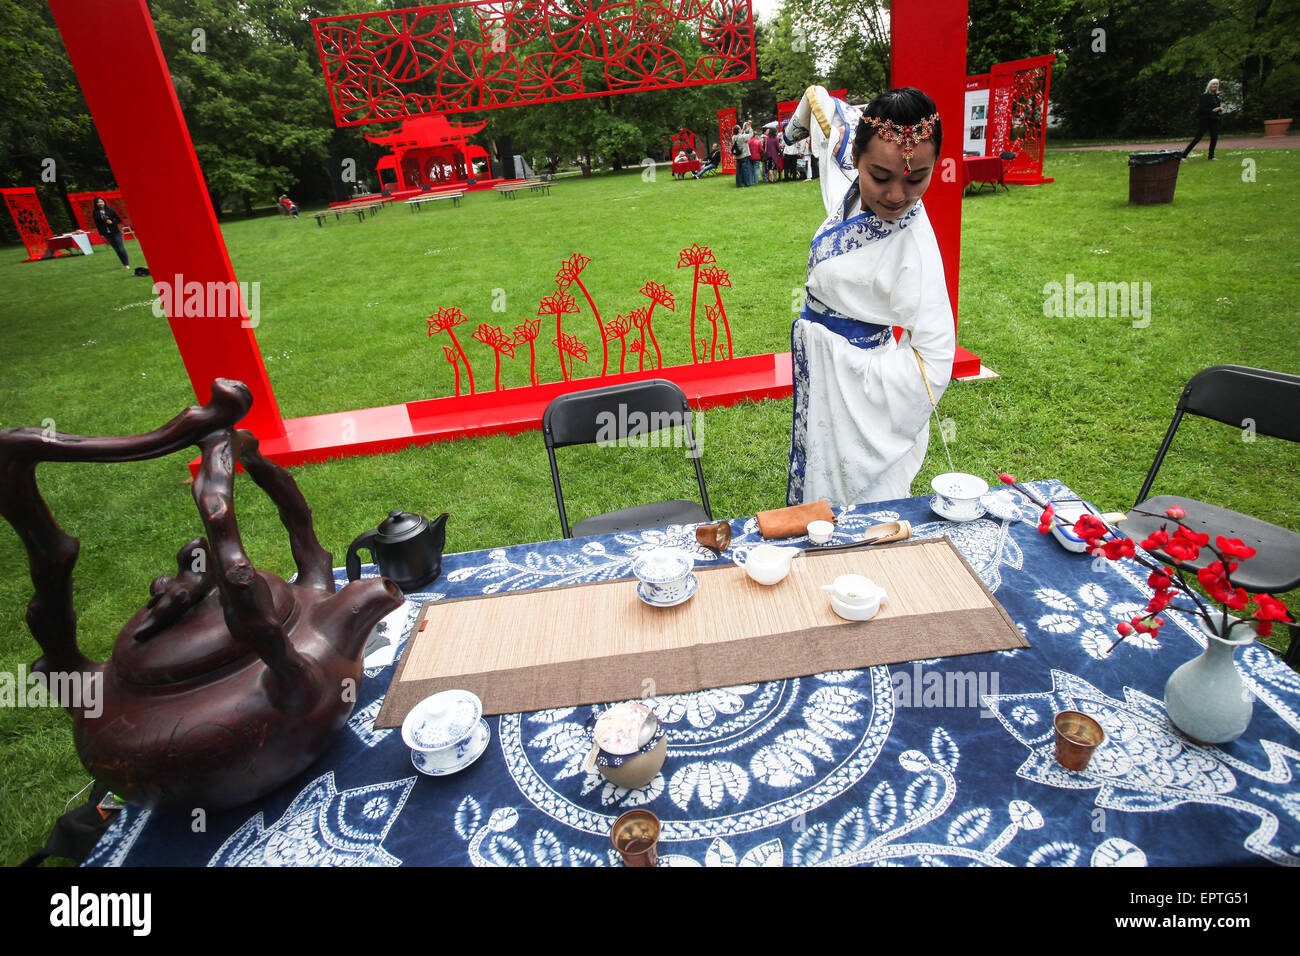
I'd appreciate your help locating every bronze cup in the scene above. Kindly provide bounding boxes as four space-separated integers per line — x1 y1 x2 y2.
1053 710 1104 771
695 520 732 555
611 809 661 867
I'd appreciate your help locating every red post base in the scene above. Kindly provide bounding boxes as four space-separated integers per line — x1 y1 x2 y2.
953 346 982 379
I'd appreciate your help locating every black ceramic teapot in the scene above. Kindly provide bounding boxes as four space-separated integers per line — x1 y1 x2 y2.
346 510 450 592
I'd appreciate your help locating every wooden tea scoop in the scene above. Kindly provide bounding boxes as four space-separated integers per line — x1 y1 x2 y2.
806 520 911 553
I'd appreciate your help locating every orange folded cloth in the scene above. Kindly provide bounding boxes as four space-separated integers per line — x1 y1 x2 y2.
756 500 836 539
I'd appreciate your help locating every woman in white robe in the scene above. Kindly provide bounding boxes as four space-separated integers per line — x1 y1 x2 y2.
783 86 955 508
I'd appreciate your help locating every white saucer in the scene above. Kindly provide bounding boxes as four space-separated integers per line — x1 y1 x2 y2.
636 573 698 608
930 495 985 522
411 718 491 776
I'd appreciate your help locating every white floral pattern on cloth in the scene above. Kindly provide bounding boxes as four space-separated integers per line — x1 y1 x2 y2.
986 669 1300 865
208 772 415 867
83 805 153 867
468 724 1154 867
348 698 394 748
497 668 896 842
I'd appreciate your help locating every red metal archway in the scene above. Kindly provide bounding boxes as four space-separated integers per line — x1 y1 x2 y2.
46 0 972 466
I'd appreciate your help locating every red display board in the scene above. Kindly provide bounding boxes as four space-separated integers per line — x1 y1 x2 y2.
986 53 1055 186
1 187 55 262
312 0 758 127
962 74 990 156
715 107 737 173
67 190 135 245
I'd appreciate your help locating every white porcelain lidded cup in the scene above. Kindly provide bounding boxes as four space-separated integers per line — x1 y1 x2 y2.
632 547 696 605
821 574 887 621
402 689 491 775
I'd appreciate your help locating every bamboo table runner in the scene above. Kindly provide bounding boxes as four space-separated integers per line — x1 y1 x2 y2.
375 537 1029 726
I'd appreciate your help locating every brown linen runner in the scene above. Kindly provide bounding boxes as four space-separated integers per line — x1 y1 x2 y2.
375 537 1028 726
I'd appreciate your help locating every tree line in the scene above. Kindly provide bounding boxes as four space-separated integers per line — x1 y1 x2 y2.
2 0 1296 243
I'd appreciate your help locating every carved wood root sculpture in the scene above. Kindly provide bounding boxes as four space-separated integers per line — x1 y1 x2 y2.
0 379 403 810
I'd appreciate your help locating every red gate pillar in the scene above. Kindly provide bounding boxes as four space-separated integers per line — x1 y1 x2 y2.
892 0 980 378
48 0 286 438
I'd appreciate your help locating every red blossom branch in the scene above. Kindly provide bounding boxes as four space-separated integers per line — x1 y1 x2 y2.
997 474 1292 652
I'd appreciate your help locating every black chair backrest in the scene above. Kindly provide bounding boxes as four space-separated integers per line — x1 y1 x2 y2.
544 379 696 449
1178 365 1300 441
999 151 1017 162
542 379 709 537
1135 364 1300 506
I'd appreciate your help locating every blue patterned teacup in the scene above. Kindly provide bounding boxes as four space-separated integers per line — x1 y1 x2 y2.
632 548 695 604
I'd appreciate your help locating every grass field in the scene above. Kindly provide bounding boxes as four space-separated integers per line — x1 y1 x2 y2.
1 148 1297 865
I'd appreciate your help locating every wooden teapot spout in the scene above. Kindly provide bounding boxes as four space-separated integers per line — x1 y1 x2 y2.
318 577 405 665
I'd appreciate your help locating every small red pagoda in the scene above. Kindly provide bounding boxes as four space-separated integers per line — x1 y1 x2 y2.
365 114 503 199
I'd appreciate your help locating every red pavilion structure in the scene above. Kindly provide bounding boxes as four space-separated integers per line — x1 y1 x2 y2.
365 114 499 199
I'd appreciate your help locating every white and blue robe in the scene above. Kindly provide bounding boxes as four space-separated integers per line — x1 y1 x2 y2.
784 87 956 508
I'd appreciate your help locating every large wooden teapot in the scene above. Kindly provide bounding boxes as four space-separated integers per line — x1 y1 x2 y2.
0 380 403 810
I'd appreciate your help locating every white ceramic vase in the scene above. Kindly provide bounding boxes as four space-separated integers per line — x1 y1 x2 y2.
1164 612 1254 745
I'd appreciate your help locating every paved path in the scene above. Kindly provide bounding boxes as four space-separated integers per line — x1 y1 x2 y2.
1049 135 1296 152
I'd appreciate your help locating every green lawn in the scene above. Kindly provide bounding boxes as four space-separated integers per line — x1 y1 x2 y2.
1 148 1297 865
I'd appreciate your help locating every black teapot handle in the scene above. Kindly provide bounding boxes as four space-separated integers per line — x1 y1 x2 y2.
345 530 378 582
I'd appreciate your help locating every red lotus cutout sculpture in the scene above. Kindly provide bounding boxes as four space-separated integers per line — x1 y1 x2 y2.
472 322 517 390
428 306 476 394
514 318 542 386
312 0 757 126
677 243 717 364
423 246 736 392
638 280 675 369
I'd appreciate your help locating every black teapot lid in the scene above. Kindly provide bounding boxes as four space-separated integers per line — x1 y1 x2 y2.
377 509 427 543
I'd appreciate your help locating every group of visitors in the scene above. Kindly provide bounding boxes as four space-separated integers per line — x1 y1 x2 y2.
728 120 814 187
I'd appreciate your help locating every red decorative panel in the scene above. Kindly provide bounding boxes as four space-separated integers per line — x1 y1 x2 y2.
312 0 758 126
426 246 734 393
987 54 1054 186
67 190 134 245
1 187 54 261
716 107 736 173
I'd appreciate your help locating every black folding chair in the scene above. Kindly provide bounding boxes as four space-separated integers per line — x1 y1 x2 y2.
1125 365 1300 665
542 379 712 538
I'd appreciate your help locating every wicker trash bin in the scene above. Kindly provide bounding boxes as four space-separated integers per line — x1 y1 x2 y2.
1128 150 1183 205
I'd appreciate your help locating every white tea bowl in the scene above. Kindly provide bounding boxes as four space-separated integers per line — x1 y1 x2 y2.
807 519 834 545
931 472 989 520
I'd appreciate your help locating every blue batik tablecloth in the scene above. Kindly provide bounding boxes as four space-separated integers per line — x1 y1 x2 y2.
85 481 1300 867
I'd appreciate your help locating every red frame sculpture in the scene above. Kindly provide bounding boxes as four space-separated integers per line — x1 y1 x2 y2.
1 187 57 262
312 0 758 127
67 190 135 244
46 0 972 467
986 53 1055 186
